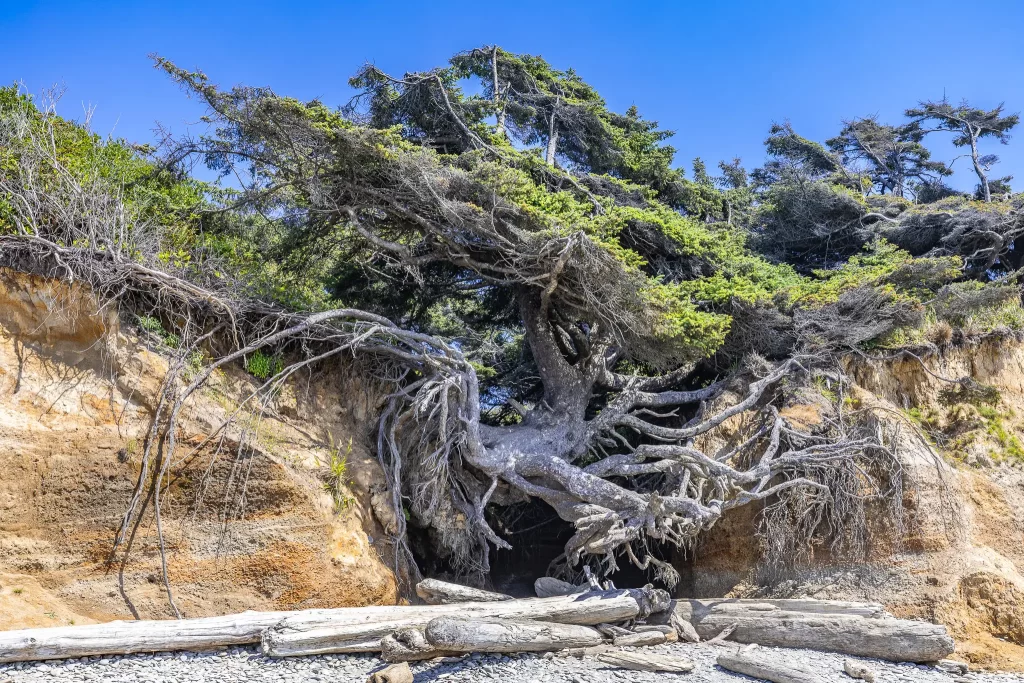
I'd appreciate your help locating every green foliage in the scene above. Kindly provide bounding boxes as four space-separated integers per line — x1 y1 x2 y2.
245 350 284 380
321 436 355 513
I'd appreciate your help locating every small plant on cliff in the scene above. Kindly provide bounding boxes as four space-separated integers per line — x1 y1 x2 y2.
321 436 355 513
245 350 283 380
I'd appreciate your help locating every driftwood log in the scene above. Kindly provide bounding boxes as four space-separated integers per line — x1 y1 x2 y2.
534 577 585 598
416 579 512 605
612 631 667 647
368 662 414 683
424 617 604 653
263 589 656 657
597 651 695 673
648 598 953 662
843 658 876 682
0 589 652 663
380 627 458 662
718 650 825 683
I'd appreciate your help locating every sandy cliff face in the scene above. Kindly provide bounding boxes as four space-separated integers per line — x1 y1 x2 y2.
689 337 1024 669
0 270 397 629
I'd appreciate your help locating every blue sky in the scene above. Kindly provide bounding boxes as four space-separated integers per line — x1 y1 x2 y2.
3 0 1023 191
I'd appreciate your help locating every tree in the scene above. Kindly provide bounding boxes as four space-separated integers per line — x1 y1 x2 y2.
827 117 950 198
906 98 1019 202
142 53 884 589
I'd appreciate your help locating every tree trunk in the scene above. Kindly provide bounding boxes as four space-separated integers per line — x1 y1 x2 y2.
717 651 824 683
263 589 651 657
970 133 991 201
416 579 511 605
424 617 603 653
491 46 506 137
545 105 559 166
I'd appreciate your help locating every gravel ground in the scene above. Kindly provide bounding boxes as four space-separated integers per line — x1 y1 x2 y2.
2 642 1022 683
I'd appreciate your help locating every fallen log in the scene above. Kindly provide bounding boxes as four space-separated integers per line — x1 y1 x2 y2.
0 589 658 663
597 651 695 673
263 589 658 657
424 617 604 653
415 579 512 605
717 651 824 683
380 627 458 662
534 577 585 598
644 598 951 662
691 609 954 662
611 631 666 647
0 610 298 664
648 598 887 627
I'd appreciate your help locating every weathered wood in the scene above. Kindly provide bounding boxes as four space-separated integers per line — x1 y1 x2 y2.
648 599 886 629
263 589 648 657
380 627 458 662
934 659 969 675
612 631 666 647
692 610 954 662
368 662 413 683
0 610 299 663
717 651 824 683
0 589 651 663
424 617 604 653
597 651 695 673
415 579 512 605
843 658 876 682
534 577 585 598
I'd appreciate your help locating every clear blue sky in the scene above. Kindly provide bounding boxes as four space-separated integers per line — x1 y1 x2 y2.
3 0 1023 191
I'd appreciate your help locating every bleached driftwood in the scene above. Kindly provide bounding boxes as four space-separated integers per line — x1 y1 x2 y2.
718 651 824 683
380 627 457 662
691 609 954 662
648 598 887 627
424 617 604 653
263 589 657 657
611 631 666 647
0 589 655 663
0 610 299 664
646 598 951 662
415 579 512 605
534 577 585 598
843 658 876 682
367 661 413 683
597 651 695 673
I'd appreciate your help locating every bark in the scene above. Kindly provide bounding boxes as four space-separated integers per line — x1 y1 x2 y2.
415 579 511 605
262 589 653 657
717 651 825 683
424 617 604 653
596 651 695 673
